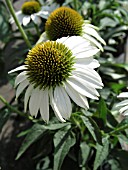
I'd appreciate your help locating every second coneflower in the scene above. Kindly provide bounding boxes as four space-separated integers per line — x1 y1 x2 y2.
38 7 106 51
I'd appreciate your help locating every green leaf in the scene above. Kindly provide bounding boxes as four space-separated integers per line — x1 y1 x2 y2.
0 1 11 43
93 137 109 170
79 142 91 168
81 115 102 144
97 98 107 124
53 125 76 170
16 123 47 160
16 122 70 160
108 159 121 170
0 108 11 132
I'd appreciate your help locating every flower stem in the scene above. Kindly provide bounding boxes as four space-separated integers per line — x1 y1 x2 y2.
109 124 128 136
5 0 32 49
33 22 40 37
0 95 34 121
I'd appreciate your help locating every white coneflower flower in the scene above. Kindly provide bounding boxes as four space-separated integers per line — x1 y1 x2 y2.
116 90 128 116
37 7 106 51
9 1 59 26
9 36 103 123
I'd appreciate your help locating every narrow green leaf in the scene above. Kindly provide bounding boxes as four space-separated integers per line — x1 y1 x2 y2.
16 123 47 160
0 108 11 132
79 142 91 168
97 98 107 124
93 137 109 170
81 116 102 144
53 125 76 170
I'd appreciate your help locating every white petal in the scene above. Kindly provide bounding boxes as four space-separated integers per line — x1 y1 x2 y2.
36 32 49 44
73 69 103 89
73 67 102 82
83 24 106 45
116 100 128 107
123 110 128 116
57 36 90 51
75 48 100 58
67 76 99 100
31 14 40 24
49 88 66 122
87 59 100 69
54 86 72 119
119 105 128 113
75 57 93 65
16 11 25 25
65 83 89 108
82 34 104 51
8 65 26 74
15 71 27 87
24 85 33 112
29 87 41 117
16 79 29 99
23 16 31 26
118 92 128 98
40 88 49 123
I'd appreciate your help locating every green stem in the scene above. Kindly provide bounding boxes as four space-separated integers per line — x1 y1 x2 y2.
109 124 128 136
5 0 32 49
0 95 34 121
33 22 40 37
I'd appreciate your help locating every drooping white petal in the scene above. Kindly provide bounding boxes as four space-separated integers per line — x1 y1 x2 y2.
29 87 41 117
74 47 100 58
57 36 90 51
73 67 102 82
83 24 106 45
31 14 40 24
119 105 128 113
123 110 128 116
8 65 26 74
73 69 103 89
54 86 72 119
15 71 27 87
24 85 33 112
49 88 66 122
36 32 49 44
82 34 104 51
67 76 99 100
116 99 128 107
87 59 100 68
23 16 31 26
16 79 29 99
9 11 24 24
65 82 89 108
75 57 93 65
16 11 26 25
40 88 49 123
118 92 128 98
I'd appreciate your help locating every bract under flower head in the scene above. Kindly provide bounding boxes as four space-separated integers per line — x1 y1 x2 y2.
8 36 103 123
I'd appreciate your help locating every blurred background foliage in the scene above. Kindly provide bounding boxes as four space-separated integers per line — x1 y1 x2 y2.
0 0 128 170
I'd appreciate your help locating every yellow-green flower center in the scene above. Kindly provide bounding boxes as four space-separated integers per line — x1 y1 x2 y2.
45 7 84 40
25 41 75 89
21 1 41 15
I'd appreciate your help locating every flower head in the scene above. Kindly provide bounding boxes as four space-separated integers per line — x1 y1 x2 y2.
9 36 103 123
9 1 59 26
42 7 106 51
116 90 128 116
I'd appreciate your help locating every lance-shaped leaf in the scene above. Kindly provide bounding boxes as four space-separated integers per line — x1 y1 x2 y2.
53 125 76 170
